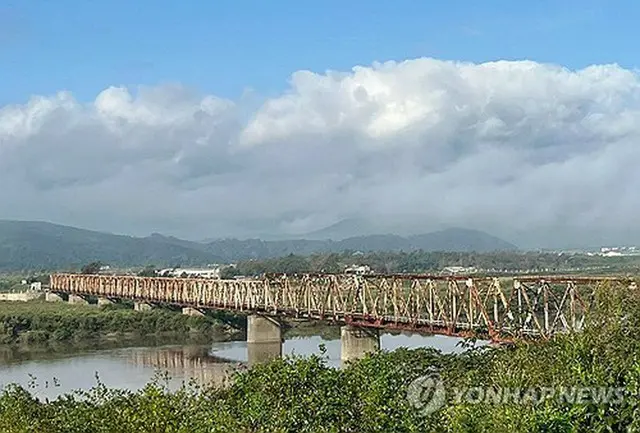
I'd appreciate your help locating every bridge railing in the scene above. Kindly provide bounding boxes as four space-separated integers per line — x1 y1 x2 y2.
49 273 635 340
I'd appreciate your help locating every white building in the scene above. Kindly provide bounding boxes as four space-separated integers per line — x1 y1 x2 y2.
158 268 221 279
344 264 372 275
442 266 477 275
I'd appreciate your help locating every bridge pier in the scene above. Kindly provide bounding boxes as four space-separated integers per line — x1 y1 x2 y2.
247 314 282 365
247 314 282 344
182 307 205 317
134 302 153 312
45 291 64 302
68 294 88 305
97 297 114 306
341 325 380 363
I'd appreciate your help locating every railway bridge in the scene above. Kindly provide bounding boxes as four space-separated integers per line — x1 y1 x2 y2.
48 273 633 362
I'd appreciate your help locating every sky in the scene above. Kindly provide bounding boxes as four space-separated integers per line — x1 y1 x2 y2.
2 0 640 248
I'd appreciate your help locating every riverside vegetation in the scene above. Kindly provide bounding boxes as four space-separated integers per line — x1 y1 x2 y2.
0 301 241 345
1 281 640 431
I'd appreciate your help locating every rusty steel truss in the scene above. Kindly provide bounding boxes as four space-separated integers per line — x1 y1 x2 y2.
49 273 635 341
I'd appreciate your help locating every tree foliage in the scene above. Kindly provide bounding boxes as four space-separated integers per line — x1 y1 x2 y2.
137 266 157 277
80 262 103 275
0 301 236 345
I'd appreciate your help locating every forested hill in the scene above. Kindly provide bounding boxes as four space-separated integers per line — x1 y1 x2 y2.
203 229 517 262
0 220 517 271
0 221 217 271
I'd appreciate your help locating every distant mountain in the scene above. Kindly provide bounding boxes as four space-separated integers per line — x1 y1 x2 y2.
333 234 411 252
0 221 217 271
201 229 516 262
206 229 518 262
408 228 517 252
0 220 517 271
304 218 377 240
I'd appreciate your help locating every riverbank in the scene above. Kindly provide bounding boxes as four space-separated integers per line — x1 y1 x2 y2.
0 301 243 345
1 282 639 431
0 300 380 347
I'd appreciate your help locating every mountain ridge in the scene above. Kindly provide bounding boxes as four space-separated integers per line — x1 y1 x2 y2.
0 220 517 271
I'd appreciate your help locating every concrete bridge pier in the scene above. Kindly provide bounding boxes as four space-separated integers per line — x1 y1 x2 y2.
182 307 205 317
134 302 153 312
45 291 64 302
97 297 114 307
247 314 282 366
341 325 380 364
68 294 89 305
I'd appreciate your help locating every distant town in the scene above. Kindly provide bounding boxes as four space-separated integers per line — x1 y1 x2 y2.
73 244 640 280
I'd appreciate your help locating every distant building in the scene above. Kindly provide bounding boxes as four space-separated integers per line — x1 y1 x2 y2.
158 268 221 279
344 265 371 275
441 266 477 275
598 246 639 257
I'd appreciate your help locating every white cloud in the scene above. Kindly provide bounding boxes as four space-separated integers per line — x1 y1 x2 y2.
2 58 640 247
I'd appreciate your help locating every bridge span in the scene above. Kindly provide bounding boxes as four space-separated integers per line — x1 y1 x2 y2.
49 273 634 361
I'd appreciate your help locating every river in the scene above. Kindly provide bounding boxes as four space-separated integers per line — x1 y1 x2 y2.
0 330 486 400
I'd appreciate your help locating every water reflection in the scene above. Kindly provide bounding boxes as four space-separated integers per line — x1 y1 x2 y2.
247 342 283 366
0 335 214 365
127 346 245 387
211 332 484 369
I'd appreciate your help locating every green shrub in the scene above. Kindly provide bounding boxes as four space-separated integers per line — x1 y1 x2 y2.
0 301 233 344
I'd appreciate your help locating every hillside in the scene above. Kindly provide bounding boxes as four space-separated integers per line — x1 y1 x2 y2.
202 229 517 261
0 221 217 271
0 220 517 271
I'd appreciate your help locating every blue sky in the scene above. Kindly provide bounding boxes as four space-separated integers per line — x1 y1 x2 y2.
1 0 635 104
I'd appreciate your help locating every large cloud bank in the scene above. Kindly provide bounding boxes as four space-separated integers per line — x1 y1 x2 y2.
2 58 639 247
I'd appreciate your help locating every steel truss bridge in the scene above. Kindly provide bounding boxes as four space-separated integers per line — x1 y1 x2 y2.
49 273 635 341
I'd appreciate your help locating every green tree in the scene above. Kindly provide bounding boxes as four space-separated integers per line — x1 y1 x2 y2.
137 266 157 277
219 266 239 279
81 262 103 275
